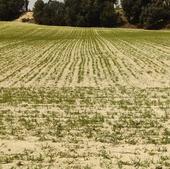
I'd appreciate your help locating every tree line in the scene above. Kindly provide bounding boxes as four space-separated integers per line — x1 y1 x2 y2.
33 0 120 27
0 0 29 21
122 0 170 29
0 0 169 29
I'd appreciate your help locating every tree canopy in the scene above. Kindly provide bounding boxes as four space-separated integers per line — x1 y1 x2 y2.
122 0 170 29
33 0 119 27
0 0 28 21
34 0 65 25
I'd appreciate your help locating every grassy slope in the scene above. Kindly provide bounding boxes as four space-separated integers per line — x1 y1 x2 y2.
0 22 170 169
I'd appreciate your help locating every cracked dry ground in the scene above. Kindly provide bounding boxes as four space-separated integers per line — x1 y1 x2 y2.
0 22 170 169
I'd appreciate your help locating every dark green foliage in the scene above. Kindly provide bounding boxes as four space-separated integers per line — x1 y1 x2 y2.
141 1 170 29
33 0 119 27
33 0 45 24
64 0 81 26
0 0 26 21
100 1 118 27
34 0 65 26
121 0 151 24
122 0 170 29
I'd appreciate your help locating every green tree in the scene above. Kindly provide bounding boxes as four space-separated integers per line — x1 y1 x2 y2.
65 0 118 27
34 0 65 25
33 0 119 27
100 0 118 27
121 0 151 24
33 0 45 24
46 1 65 25
64 0 81 26
122 0 170 29
141 0 170 29
0 0 25 21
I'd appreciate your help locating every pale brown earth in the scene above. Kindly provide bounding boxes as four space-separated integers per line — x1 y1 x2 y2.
16 12 34 23
0 22 170 169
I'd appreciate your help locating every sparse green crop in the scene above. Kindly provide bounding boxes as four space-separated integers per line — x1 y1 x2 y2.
0 22 170 168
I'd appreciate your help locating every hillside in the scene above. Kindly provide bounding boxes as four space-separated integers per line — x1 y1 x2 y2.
16 12 34 23
0 22 170 169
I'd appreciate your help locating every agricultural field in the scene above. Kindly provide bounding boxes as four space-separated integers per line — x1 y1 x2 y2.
0 22 170 169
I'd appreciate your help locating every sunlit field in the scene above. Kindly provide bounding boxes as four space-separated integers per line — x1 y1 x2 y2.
0 22 170 169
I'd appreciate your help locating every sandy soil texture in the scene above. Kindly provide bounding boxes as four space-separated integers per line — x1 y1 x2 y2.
0 22 170 169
